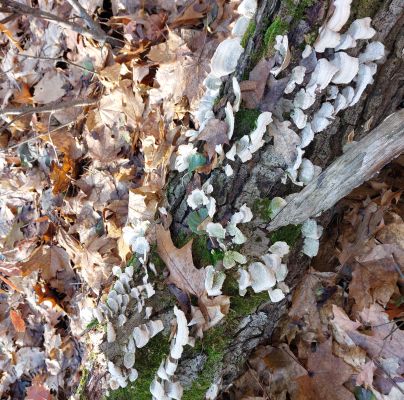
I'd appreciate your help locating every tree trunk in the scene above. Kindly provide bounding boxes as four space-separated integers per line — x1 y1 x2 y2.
164 0 404 396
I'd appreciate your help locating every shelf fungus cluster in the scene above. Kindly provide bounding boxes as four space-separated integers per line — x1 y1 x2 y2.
175 0 259 173
282 4 384 185
93 264 163 390
238 241 290 302
150 307 194 400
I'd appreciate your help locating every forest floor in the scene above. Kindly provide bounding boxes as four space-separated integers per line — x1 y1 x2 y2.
0 1 402 400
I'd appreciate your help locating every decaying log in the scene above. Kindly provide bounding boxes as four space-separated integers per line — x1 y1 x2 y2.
268 110 404 232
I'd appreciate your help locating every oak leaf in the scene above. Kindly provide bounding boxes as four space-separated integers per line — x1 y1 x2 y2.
156 225 205 300
198 119 229 159
50 155 75 194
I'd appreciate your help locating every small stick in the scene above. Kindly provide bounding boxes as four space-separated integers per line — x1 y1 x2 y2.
66 0 106 42
0 121 75 152
16 53 99 75
0 98 97 117
0 1 121 46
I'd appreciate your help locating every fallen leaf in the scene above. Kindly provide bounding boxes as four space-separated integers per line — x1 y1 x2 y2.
49 155 75 194
33 71 67 104
268 119 300 168
85 125 122 163
198 119 229 159
356 360 376 388
9 309 26 332
295 339 355 400
156 225 206 301
241 58 274 109
349 244 399 311
25 382 52 400
13 82 33 105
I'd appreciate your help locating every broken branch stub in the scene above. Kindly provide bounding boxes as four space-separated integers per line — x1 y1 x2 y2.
267 109 404 232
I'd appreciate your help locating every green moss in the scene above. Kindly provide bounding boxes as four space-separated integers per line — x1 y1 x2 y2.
85 319 100 330
182 282 268 400
241 20 256 48
76 368 90 400
285 0 315 21
304 30 317 45
263 17 289 52
108 335 170 400
352 0 382 19
233 108 261 139
269 224 301 246
150 245 166 272
192 235 224 269
253 198 273 221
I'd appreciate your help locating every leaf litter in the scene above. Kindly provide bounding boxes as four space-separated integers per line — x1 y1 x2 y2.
0 0 397 399
0 0 240 398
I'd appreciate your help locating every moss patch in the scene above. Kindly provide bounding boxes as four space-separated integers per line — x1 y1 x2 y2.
182 279 268 400
269 224 301 246
285 0 316 21
233 108 261 139
352 0 383 19
241 20 256 48
263 17 289 53
76 368 90 400
182 295 269 400
108 335 170 400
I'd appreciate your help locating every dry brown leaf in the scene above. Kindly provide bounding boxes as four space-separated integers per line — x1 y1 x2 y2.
50 155 75 194
268 119 300 168
241 59 274 109
356 360 376 388
19 245 76 297
198 119 229 159
349 304 404 362
169 0 210 28
156 225 206 300
294 339 355 400
13 82 33 105
85 125 122 163
349 244 399 311
0 22 22 51
33 71 66 104
25 382 52 400
288 271 335 341
9 309 26 332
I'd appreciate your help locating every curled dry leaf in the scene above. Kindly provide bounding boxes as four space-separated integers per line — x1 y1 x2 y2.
198 118 229 159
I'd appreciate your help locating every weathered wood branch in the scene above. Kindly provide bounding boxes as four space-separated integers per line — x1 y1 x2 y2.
268 110 404 232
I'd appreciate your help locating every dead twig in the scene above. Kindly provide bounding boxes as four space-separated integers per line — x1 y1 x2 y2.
0 98 97 117
0 0 121 47
15 53 100 75
66 0 106 42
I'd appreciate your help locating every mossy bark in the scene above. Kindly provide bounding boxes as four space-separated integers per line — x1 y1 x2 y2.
166 0 404 398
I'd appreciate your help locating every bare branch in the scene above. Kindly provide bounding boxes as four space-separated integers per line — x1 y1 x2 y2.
267 109 404 232
0 98 97 117
65 0 107 42
0 0 122 46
